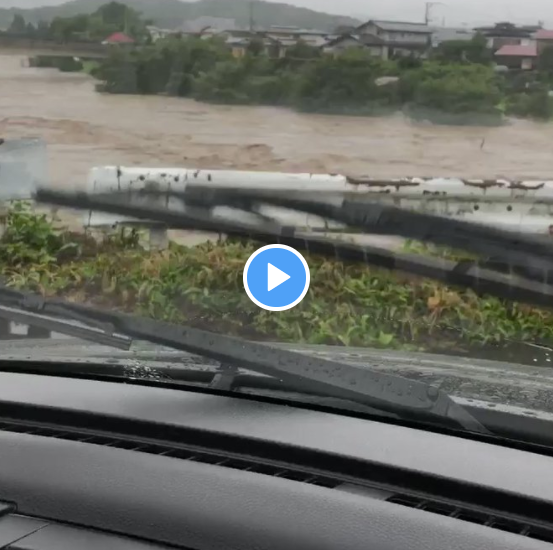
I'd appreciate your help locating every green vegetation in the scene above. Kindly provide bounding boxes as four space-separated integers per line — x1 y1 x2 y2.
0 0 360 34
91 32 553 123
2 202 553 363
7 2 553 123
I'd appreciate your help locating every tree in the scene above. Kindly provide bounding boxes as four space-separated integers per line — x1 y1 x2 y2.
436 33 492 65
284 40 321 60
36 21 51 39
538 45 553 74
407 63 501 114
8 14 27 35
246 37 265 57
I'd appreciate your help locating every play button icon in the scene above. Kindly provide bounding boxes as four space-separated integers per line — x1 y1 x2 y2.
243 245 310 311
267 263 290 292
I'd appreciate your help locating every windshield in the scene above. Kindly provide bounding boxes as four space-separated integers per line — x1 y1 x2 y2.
2 0 553 432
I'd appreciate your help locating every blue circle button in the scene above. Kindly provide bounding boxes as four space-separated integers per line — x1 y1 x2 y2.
243 245 310 311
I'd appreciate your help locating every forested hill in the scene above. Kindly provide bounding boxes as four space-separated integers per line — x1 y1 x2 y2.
0 0 361 31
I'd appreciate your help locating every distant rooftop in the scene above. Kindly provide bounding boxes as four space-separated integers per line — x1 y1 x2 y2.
360 20 433 34
495 44 537 57
535 29 553 40
103 32 134 44
180 17 240 33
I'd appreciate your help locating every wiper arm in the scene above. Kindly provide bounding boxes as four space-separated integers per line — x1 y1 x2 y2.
0 287 131 350
0 281 488 434
35 188 553 312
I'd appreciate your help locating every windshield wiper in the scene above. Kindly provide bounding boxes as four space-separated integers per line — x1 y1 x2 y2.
0 296 131 350
0 280 488 434
35 188 553 312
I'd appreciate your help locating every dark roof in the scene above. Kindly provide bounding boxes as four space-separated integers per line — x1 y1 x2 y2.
323 33 384 48
359 33 385 45
358 20 432 34
474 24 534 37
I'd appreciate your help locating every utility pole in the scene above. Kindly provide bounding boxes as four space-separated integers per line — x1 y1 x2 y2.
249 1 255 32
424 2 443 25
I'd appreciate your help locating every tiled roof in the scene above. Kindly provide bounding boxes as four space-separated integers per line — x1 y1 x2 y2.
495 44 537 56
104 32 134 44
536 29 553 40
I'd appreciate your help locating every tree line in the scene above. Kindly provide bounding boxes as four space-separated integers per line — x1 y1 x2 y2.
4 2 149 43
11 0 553 123
93 32 553 123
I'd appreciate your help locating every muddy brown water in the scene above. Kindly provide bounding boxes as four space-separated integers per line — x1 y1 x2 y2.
2 55 553 187
2 54 553 366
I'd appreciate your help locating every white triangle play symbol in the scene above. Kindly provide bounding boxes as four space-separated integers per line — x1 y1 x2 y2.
268 263 290 292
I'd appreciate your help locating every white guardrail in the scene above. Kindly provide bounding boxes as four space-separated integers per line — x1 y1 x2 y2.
85 166 553 236
0 138 47 200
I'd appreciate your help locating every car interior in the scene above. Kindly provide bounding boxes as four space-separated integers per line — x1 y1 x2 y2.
1 366 553 550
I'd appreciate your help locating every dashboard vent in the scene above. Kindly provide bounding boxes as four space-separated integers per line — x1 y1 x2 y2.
387 495 553 544
0 420 341 489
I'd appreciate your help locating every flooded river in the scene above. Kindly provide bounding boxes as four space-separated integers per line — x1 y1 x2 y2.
2 54 553 187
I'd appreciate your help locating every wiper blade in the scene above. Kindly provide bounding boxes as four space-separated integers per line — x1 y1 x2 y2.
0 289 132 350
35 188 553 311
0 281 488 434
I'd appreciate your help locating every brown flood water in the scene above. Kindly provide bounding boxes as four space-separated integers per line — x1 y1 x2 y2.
2 54 553 187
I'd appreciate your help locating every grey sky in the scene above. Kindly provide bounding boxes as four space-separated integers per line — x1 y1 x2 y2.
294 0 551 27
1 0 552 28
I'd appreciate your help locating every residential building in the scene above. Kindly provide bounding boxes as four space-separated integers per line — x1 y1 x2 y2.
475 22 537 52
356 20 433 58
494 44 537 70
102 32 135 46
179 17 239 34
535 28 553 54
431 27 475 48
146 26 175 42
216 30 280 58
322 33 387 59
264 26 329 48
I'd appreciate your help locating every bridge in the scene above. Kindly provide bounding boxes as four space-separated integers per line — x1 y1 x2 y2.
0 35 109 59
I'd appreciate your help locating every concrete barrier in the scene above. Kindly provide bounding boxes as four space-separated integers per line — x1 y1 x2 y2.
83 166 553 238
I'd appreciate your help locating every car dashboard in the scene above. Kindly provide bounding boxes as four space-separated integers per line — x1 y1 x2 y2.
0 369 553 550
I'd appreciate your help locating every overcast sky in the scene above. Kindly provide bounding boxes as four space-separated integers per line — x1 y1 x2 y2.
296 0 552 27
1 0 552 28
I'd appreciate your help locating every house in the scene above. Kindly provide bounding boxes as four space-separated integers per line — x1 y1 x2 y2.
322 33 388 59
535 29 553 54
179 17 239 34
474 22 537 52
431 27 475 48
264 26 329 48
102 32 135 45
494 44 537 70
146 26 175 42
218 31 280 58
355 20 433 58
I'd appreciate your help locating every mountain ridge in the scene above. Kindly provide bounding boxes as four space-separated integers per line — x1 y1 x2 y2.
0 0 361 32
